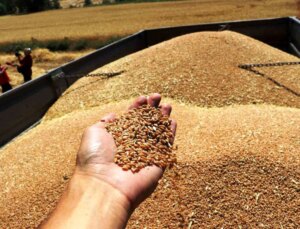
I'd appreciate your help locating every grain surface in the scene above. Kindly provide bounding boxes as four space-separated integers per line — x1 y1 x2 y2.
129 157 300 228
0 100 299 228
1 28 300 229
44 31 300 121
252 65 300 94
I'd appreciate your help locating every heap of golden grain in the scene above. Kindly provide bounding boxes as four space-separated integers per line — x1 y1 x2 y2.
0 31 299 228
44 31 300 121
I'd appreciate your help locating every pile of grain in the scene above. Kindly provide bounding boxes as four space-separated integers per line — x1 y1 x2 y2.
44 31 300 121
0 99 299 228
107 105 175 172
1 31 300 228
130 155 300 228
252 64 300 94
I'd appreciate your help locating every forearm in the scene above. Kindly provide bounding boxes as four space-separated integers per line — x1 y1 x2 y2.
40 173 131 229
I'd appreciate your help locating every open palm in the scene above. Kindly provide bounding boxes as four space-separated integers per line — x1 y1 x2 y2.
75 94 177 210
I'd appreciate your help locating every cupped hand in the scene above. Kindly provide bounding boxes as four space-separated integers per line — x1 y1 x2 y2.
75 93 177 211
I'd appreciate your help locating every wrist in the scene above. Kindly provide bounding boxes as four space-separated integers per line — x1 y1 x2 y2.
42 172 131 229
71 171 131 209
70 172 131 228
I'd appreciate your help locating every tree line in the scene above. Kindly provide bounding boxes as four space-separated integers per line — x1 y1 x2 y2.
0 0 61 15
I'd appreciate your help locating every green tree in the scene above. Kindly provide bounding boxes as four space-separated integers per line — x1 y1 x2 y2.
52 0 61 9
84 0 92 6
27 0 49 12
15 0 29 13
0 0 18 14
0 2 7 15
0 0 60 15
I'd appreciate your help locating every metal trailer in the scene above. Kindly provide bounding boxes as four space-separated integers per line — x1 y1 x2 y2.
0 16 300 147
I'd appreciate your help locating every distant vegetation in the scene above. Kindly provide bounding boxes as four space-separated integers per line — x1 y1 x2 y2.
0 0 173 15
0 36 123 53
0 0 60 15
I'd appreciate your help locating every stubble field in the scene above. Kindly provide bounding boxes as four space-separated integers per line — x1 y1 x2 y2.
0 0 298 44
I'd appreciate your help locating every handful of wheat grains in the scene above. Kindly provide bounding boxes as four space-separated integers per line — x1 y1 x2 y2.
106 105 176 172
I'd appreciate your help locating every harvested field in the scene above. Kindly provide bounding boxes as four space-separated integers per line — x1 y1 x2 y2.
44 31 300 121
0 100 299 228
0 0 297 44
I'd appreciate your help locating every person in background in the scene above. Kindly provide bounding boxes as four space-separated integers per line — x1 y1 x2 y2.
16 48 33 83
0 63 12 93
40 93 177 229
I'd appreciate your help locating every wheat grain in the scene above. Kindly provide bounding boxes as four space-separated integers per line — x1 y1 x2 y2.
106 105 176 172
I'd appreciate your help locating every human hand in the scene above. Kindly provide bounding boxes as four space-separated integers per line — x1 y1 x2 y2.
75 93 177 211
41 93 176 229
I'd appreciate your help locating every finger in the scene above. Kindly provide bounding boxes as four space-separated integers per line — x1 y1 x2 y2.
127 165 164 209
100 113 116 123
170 119 177 143
160 104 172 117
128 96 147 110
147 93 161 107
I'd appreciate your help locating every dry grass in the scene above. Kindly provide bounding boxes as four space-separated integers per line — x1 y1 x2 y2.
44 31 300 121
0 0 297 44
0 100 299 228
0 49 91 89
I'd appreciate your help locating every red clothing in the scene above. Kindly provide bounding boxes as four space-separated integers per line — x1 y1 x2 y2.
0 66 10 85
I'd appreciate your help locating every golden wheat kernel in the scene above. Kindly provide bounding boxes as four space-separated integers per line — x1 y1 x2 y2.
106 105 175 172
122 165 130 170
